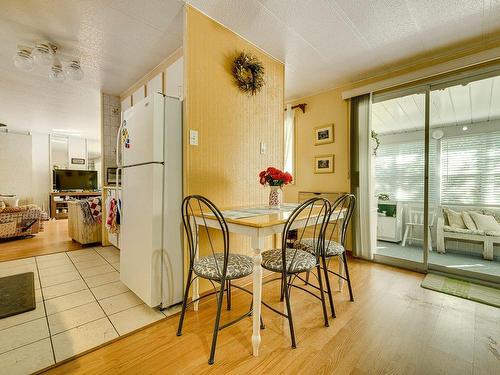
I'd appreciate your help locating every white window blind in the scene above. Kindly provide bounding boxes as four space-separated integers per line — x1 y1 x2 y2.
441 132 500 205
375 140 438 202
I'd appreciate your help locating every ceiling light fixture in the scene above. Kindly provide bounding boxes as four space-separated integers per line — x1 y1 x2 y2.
64 59 84 80
32 42 56 66
13 47 34 71
13 41 84 83
48 60 65 82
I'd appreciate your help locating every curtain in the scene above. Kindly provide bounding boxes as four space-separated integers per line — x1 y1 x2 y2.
284 104 294 174
350 94 374 260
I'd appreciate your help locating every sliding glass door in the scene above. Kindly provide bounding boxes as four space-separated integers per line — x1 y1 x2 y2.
367 67 500 283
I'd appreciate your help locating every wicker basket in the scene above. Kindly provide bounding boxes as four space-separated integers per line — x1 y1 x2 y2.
0 221 16 237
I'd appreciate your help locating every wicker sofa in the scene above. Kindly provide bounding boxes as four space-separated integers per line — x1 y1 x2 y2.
0 205 43 239
436 205 500 260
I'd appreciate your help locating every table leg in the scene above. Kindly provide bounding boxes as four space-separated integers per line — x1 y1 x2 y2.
251 234 264 356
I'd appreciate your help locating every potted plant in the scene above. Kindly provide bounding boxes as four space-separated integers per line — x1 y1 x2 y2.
259 167 293 209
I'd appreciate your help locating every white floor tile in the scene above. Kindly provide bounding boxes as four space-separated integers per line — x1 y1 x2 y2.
0 318 49 354
110 262 120 271
0 301 45 331
73 257 109 270
103 254 120 264
45 289 95 316
52 317 118 362
35 288 43 302
0 258 35 270
68 251 102 264
78 264 116 278
99 291 143 315
94 246 120 258
48 301 106 335
66 249 95 257
42 279 88 300
109 304 164 335
40 270 82 288
0 264 37 278
84 271 120 288
91 281 129 300
0 338 54 375
36 253 71 270
38 263 76 278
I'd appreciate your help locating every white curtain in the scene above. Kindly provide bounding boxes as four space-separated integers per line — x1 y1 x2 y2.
284 104 294 174
351 94 375 260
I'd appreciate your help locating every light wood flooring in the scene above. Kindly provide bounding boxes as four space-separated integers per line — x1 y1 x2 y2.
43 257 500 374
0 219 83 262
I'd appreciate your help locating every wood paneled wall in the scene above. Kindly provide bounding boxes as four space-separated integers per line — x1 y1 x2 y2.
184 7 284 290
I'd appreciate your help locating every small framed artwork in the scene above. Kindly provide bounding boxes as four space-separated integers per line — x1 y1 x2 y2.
314 154 334 174
314 124 334 145
71 157 85 165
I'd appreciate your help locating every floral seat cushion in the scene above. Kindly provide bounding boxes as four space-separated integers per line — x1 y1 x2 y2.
193 253 253 280
261 248 316 273
293 238 345 257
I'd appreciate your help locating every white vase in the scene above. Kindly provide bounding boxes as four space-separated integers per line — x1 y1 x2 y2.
269 186 282 209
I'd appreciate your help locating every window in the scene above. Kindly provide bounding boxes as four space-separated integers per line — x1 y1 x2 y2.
284 105 294 176
375 139 438 202
441 131 500 205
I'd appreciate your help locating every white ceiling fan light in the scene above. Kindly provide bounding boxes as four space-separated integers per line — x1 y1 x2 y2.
64 59 84 80
48 60 65 82
32 42 56 66
13 47 34 71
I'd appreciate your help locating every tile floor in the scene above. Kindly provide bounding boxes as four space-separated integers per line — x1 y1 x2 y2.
0 246 180 375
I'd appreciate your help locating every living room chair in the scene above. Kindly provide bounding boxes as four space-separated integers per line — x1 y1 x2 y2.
176 195 257 365
402 205 436 251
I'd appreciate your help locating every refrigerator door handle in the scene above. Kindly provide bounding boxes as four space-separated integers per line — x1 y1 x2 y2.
116 118 126 168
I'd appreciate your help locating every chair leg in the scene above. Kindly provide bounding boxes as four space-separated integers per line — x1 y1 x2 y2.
305 270 310 285
342 252 354 302
321 256 336 318
176 269 193 336
208 281 225 365
402 225 409 247
226 280 231 310
280 273 285 302
316 265 329 327
283 274 297 348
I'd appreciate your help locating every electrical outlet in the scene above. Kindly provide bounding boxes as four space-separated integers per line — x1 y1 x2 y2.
260 141 267 154
189 129 198 146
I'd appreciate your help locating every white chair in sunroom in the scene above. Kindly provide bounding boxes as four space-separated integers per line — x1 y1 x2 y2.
402 205 436 252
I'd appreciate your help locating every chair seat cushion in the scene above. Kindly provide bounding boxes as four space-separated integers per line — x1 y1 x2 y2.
261 248 316 273
193 253 253 280
486 230 500 237
293 238 345 257
443 225 484 235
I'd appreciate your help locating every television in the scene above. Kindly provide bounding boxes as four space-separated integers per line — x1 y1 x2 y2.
53 169 98 191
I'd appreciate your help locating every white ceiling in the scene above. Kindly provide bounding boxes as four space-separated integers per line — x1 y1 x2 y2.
188 0 500 100
372 75 500 134
0 0 184 139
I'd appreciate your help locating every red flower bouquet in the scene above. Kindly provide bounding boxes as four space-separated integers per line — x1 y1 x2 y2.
259 167 293 187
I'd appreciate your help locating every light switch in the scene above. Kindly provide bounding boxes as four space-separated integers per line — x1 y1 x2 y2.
189 129 198 146
260 141 267 154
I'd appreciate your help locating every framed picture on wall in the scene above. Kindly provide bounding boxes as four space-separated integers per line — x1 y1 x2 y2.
314 154 334 174
314 124 334 145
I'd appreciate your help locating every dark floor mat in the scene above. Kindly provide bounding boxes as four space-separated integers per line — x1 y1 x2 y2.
0 272 36 319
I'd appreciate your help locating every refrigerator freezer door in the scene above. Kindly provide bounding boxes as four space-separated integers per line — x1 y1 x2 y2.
122 94 164 166
120 163 164 307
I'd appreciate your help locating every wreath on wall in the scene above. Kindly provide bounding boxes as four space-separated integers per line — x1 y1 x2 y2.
232 52 265 95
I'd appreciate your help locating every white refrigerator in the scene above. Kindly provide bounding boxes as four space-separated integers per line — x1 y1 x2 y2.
117 93 183 308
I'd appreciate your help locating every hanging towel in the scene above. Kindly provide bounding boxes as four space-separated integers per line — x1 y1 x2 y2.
106 198 119 234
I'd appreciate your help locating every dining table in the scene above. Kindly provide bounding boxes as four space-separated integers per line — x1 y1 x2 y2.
191 203 345 356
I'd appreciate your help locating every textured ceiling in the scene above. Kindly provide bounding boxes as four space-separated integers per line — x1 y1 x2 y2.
372 75 500 134
187 0 500 101
0 0 184 139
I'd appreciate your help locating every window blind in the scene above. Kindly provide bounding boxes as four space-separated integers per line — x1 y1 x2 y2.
375 140 438 202
441 131 500 205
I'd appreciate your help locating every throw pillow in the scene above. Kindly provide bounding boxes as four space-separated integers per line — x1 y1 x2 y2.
470 212 500 232
462 211 477 230
482 209 500 223
444 208 466 229
0 195 19 207
0 201 5 212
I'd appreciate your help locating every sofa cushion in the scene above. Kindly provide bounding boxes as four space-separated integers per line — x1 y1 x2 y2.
443 225 484 235
485 230 500 237
462 211 477 230
482 209 500 223
0 201 5 212
470 212 500 232
0 196 19 207
444 208 466 229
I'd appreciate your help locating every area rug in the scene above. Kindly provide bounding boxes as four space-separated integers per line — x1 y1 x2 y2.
0 272 36 319
421 273 500 308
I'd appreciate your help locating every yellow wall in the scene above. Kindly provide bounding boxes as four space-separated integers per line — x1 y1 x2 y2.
184 7 284 291
284 87 350 203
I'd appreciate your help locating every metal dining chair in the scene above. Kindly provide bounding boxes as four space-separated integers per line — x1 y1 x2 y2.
176 195 256 365
294 194 356 318
260 197 331 349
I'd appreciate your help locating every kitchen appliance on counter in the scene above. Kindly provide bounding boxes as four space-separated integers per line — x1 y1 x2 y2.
116 93 183 308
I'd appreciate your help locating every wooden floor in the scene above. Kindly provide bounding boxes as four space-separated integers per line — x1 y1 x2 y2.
44 257 500 375
0 219 83 262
